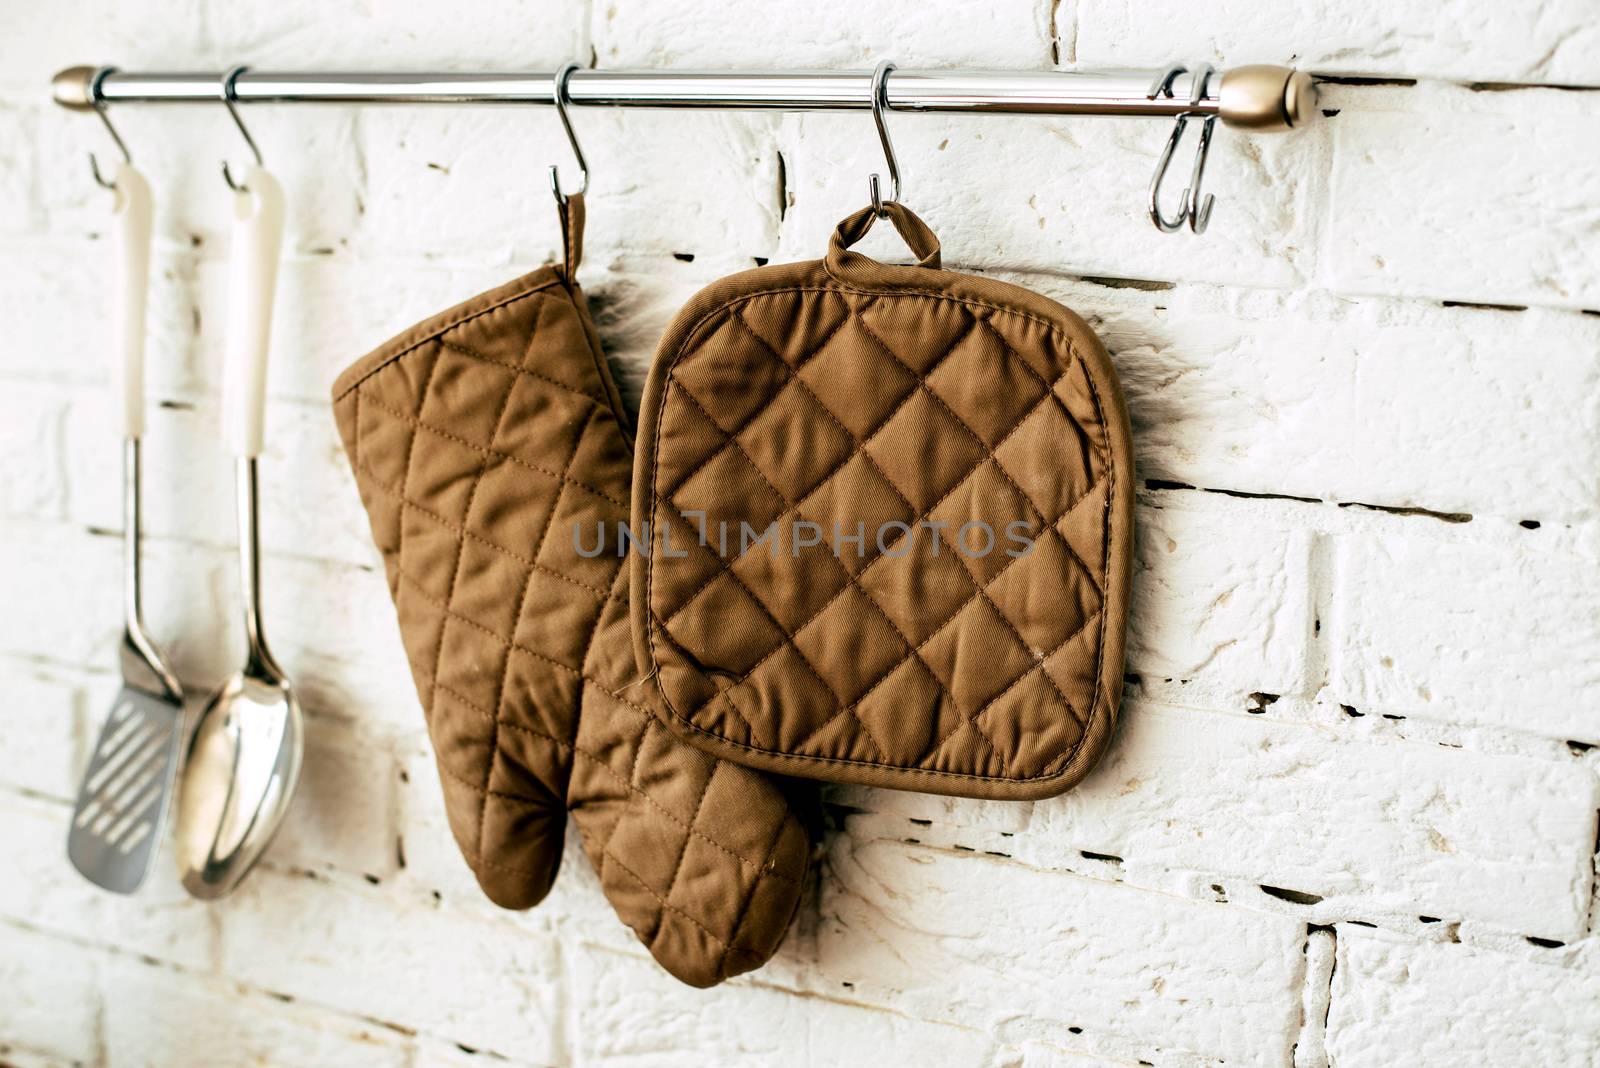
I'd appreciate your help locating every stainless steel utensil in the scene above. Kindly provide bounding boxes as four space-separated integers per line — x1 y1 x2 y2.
175 162 302 899
68 162 188 895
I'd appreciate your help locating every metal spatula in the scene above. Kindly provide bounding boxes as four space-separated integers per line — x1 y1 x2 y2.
67 161 187 894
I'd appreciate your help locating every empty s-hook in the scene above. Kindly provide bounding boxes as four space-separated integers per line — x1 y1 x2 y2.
868 60 901 216
219 66 264 193
1146 63 1218 234
87 67 132 191
548 62 590 206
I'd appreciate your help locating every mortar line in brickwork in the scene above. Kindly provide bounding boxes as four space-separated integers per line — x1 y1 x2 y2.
0 912 438 1058
1293 924 1337 1068
842 813 1592 961
1127 679 1600 772
1588 815 1600 938
1304 532 1336 697
1142 478 1477 525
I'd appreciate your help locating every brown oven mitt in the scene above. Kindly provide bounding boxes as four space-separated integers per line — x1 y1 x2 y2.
632 202 1134 800
330 194 810 987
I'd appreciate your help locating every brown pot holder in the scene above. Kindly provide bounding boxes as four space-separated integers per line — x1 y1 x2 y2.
631 202 1135 800
331 195 811 987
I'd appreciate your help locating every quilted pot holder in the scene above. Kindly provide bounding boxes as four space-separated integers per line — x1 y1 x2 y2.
331 194 811 987
631 202 1134 800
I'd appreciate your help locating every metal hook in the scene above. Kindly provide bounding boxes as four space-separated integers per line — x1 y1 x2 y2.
1183 114 1217 233
87 67 131 191
1145 64 1217 234
219 66 264 194
868 60 900 217
547 62 590 206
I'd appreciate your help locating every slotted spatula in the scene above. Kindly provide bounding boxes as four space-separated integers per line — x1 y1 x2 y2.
67 161 186 894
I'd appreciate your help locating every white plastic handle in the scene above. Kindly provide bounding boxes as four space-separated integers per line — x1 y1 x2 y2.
221 166 285 458
110 164 154 439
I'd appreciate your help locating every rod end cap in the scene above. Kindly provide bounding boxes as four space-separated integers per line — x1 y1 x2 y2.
53 65 103 111
1219 64 1316 131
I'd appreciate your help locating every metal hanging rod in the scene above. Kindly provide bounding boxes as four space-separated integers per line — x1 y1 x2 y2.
53 64 1315 131
53 62 1314 233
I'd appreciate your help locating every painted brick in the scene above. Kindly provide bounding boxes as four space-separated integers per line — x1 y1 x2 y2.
0 102 42 234
594 0 1050 68
2 237 200 394
0 792 216 971
264 554 425 740
826 782 1034 834
0 0 201 90
1071 0 1600 86
0 382 70 520
354 108 780 266
267 717 400 881
410 1037 551 1068
566 945 996 1067
0 519 234 686
392 742 486 907
102 958 412 1068
1002 278 1600 521
0 662 86 800
219 867 560 1062
0 519 122 667
1331 524 1600 741
1009 1043 1152 1068
818 836 1307 1067
199 1 588 70
0 920 100 1067
1325 927 1600 1067
1127 496 1315 695
1037 700 1600 939
1325 86 1600 311
64 387 381 569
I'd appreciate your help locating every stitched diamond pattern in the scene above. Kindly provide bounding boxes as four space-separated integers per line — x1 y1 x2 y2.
644 284 1117 787
333 268 809 988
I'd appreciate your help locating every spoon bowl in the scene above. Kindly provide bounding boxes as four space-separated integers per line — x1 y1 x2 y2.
176 652 301 898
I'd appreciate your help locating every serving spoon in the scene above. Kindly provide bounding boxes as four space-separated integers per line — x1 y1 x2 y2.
175 162 302 899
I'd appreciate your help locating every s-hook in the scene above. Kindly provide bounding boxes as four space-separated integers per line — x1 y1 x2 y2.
868 60 901 216
87 67 132 191
548 62 590 206
1146 63 1217 234
220 65 265 193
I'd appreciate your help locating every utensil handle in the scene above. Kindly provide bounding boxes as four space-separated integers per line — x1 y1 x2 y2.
221 167 285 459
111 164 153 439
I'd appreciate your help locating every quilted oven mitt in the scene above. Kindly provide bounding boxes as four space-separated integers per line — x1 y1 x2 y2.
330 195 811 987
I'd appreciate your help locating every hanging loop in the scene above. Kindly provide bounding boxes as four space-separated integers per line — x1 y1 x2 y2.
220 66 265 193
868 60 900 217
1146 63 1217 234
87 67 132 191
547 62 590 206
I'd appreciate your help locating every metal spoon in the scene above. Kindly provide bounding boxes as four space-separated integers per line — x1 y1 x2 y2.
176 163 301 899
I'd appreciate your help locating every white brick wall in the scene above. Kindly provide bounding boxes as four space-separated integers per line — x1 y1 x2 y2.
3 4 1598 1066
